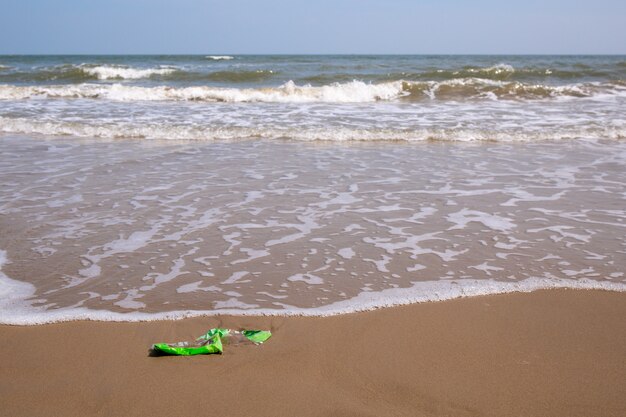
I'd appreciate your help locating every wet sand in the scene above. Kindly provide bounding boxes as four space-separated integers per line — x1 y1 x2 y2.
1 289 625 417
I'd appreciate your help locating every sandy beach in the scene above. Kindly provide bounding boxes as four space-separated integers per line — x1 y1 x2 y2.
1 289 625 417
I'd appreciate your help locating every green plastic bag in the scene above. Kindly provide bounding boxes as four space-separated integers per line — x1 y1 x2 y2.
152 328 271 356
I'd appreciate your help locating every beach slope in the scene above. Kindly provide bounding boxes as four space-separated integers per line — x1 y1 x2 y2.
1 289 625 417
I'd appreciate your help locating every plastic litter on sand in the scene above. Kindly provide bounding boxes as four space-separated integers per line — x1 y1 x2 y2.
152 328 272 356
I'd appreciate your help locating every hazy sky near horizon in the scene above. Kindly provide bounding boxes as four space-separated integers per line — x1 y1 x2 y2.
1 0 625 54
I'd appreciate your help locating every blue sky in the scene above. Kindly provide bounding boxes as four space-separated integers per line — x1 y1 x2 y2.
1 0 625 54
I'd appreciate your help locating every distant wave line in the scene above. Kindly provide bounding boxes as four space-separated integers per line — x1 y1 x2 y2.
1 61 623 83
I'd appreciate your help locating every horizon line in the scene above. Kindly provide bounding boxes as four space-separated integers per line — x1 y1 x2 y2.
1 52 625 56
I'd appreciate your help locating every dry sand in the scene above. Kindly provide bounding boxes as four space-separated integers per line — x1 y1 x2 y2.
1 289 625 417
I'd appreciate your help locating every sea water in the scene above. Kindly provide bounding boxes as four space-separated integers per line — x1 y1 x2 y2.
0 55 625 324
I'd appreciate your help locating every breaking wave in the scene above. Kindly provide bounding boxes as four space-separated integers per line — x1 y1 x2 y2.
0 79 623 103
0 80 406 102
0 64 180 82
80 65 178 80
0 65 278 83
206 55 234 60
410 64 615 81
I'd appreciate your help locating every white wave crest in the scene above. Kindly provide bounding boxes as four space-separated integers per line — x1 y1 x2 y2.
0 80 406 103
478 63 515 74
206 55 234 60
0 80 623 104
80 65 177 80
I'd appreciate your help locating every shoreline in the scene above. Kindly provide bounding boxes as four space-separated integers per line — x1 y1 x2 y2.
2 289 625 417
2 282 626 325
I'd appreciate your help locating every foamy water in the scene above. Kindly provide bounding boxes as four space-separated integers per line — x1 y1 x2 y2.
0 135 624 325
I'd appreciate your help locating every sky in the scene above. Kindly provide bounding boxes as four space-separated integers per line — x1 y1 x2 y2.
0 0 625 54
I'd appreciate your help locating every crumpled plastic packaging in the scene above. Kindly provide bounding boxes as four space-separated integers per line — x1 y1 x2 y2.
152 328 272 356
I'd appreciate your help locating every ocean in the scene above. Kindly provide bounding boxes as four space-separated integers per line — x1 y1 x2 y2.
0 55 625 324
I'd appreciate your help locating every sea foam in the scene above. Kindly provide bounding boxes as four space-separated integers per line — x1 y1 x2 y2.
2 116 625 142
1 268 624 325
0 250 38 325
206 56 235 60
80 65 177 80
